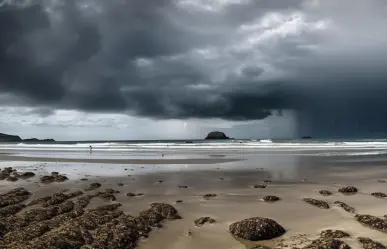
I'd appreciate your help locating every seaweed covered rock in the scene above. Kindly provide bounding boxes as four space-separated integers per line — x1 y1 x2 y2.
194 217 215 227
334 201 355 213
18 172 36 179
149 203 181 220
0 188 31 208
126 192 144 197
338 186 358 194
320 229 350 239
28 191 83 207
319 190 333 196
96 192 117 202
104 188 120 194
40 172 68 183
355 214 387 231
303 237 351 249
263 196 280 202
303 198 330 209
84 182 102 191
0 203 25 217
253 184 267 189
229 217 285 241
371 192 387 198
203 194 217 199
357 237 386 249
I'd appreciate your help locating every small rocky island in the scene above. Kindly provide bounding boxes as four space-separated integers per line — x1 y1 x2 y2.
205 131 229 140
0 133 55 143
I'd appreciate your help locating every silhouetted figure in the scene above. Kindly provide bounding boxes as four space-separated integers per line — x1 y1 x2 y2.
89 145 92 154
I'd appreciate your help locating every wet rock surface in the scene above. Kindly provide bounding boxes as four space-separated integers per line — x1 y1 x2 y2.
0 186 181 249
253 184 267 189
263 196 280 202
0 168 36 181
194 217 215 227
0 188 31 208
355 214 387 231
334 201 356 213
203 194 217 199
319 190 333 196
126 193 144 197
302 237 351 249
303 198 330 209
84 182 102 191
320 230 350 239
338 186 358 194
357 237 386 249
229 217 285 241
28 191 83 207
371 192 387 198
40 172 69 183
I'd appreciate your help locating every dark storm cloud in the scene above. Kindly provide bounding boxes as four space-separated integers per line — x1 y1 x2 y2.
2 0 387 137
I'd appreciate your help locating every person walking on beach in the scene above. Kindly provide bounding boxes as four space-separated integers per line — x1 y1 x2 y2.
89 145 92 154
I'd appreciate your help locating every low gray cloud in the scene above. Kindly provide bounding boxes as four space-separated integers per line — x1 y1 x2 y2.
1 0 387 138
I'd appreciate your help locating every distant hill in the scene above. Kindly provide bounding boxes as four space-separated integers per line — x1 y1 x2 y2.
0 133 55 142
0 133 22 142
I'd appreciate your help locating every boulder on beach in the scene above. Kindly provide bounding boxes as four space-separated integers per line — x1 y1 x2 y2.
229 217 285 241
371 192 387 198
320 229 350 239
319 190 333 196
205 131 229 140
357 237 386 249
194 217 215 227
263 196 280 202
338 186 358 194
334 201 355 213
303 238 351 249
355 214 387 231
303 198 330 209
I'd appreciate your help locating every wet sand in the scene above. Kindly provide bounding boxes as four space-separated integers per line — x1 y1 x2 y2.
0 152 387 248
0 154 241 164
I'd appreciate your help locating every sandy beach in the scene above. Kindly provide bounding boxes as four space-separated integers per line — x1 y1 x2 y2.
0 149 386 249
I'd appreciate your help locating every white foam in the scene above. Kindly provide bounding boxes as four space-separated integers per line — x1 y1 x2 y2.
2 140 387 152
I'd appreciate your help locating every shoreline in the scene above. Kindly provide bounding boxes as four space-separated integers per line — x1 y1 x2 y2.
0 154 242 164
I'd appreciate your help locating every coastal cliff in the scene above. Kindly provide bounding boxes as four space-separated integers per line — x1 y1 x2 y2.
0 133 22 142
0 133 55 142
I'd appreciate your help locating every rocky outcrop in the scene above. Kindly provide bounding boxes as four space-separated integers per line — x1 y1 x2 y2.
263 196 280 202
205 131 229 140
229 217 285 241
194 217 215 227
0 133 55 143
319 190 333 196
334 201 356 213
338 186 358 194
355 214 387 231
0 133 22 142
303 198 330 209
357 237 386 249
371 192 387 198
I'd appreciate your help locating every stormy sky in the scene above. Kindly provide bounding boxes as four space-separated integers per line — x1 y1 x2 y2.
1 0 387 140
